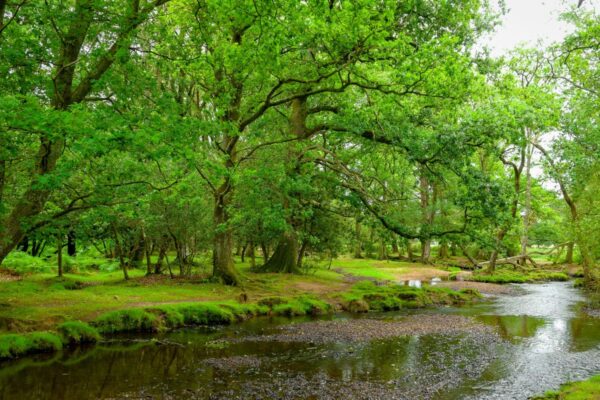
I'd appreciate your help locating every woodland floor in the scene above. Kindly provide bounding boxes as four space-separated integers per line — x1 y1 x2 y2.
0 255 562 333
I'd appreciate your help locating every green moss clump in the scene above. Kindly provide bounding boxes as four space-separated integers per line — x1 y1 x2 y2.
0 332 63 359
219 302 270 320
345 298 370 313
339 281 480 312
146 307 185 329
57 321 101 344
531 374 600 399
176 303 235 325
271 296 331 316
470 270 569 284
257 297 287 307
94 309 160 333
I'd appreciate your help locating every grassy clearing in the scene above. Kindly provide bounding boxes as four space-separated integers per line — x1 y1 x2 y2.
0 255 447 329
328 258 401 280
531 375 600 399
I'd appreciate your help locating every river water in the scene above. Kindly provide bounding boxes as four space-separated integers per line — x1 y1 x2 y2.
1 282 599 399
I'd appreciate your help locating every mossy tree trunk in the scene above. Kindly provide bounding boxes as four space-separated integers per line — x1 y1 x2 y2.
57 233 63 278
212 188 239 285
353 220 363 258
258 231 300 273
565 242 574 264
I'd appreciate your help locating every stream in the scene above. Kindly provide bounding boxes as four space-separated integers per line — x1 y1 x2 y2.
1 282 600 399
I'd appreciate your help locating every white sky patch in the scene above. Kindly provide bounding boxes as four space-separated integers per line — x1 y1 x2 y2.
482 0 599 56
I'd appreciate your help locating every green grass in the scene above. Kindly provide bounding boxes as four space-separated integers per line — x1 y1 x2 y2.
329 258 400 280
93 309 160 333
0 332 63 359
337 280 481 312
469 270 569 284
57 321 101 344
270 296 332 316
532 375 600 399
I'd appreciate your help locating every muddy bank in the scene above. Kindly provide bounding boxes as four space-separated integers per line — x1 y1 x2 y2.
235 315 497 344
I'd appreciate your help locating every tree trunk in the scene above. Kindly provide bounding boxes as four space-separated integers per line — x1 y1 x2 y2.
421 239 431 263
260 242 269 262
407 240 414 261
297 240 308 270
67 230 76 256
391 240 399 257
439 240 449 259
565 242 574 264
378 238 387 260
353 220 363 258
155 243 166 274
520 139 533 266
450 243 458 257
241 243 247 263
17 236 28 253
0 139 64 264
112 224 128 281
258 231 300 273
248 242 256 268
212 191 239 285
57 234 63 278
144 237 152 276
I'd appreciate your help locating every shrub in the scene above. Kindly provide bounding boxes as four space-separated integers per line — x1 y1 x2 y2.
1 251 54 275
57 321 101 344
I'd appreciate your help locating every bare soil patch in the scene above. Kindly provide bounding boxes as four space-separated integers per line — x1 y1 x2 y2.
392 267 450 281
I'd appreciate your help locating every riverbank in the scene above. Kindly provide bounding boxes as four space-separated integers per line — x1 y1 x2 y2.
0 281 596 399
0 276 483 360
0 256 574 361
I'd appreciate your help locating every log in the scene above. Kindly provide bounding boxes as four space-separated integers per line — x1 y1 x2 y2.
476 254 538 269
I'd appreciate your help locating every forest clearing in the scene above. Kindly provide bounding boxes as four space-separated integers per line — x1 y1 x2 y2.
1 0 600 398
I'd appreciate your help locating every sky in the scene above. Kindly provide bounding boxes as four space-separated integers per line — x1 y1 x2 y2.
484 0 599 56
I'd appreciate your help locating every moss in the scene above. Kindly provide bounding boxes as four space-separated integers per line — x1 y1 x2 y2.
0 332 63 359
257 297 287 307
338 281 480 313
531 374 600 399
93 309 160 333
175 303 235 325
271 296 331 316
469 270 569 284
146 307 185 330
344 298 370 313
57 321 101 344
219 302 270 320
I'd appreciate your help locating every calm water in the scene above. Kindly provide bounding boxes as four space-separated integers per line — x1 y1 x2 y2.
1 282 599 399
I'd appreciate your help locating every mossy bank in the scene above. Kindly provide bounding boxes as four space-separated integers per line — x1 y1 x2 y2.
0 282 481 361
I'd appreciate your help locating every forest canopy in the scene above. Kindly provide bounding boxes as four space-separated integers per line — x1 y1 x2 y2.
0 0 599 286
